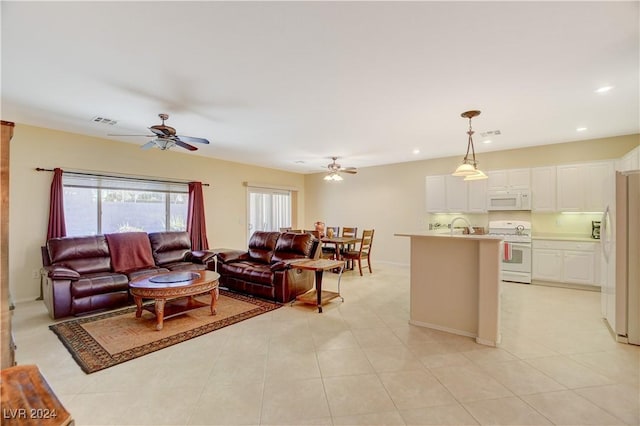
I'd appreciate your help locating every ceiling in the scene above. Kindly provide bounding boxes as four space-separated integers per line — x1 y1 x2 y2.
2 1 638 174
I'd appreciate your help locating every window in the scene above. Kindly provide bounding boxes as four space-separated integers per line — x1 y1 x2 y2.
63 174 188 236
247 187 291 239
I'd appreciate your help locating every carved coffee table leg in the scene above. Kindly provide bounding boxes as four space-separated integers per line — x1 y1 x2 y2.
155 298 166 331
133 295 143 318
210 286 219 315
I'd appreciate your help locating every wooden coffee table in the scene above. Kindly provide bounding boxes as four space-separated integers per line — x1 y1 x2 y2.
129 270 220 330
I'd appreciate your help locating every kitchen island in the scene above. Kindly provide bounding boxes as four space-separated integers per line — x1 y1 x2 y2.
395 232 503 346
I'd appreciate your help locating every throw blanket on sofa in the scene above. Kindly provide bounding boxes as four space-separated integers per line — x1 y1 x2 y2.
105 232 155 273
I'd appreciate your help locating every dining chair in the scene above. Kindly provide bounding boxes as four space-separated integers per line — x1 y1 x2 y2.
340 227 358 268
304 230 321 239
321 227 340 259
342 229 374 276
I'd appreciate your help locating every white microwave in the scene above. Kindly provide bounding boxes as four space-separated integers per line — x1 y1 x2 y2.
487 190 531 211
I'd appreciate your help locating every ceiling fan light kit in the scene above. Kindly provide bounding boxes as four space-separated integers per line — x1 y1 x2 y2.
452 110 488 180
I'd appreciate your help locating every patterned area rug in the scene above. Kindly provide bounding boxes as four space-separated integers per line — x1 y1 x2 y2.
49 290 281 374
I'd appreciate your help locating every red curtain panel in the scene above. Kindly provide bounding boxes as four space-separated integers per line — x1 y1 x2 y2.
46 168 66 240
187 181 209 250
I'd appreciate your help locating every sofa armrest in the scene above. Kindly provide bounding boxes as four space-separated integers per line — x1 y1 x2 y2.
186 250 216 264
270 261 290 272
217 250 249 263
44 265 80 280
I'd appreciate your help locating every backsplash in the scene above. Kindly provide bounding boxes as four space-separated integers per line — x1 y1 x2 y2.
532 212 603 237
427 211 602 238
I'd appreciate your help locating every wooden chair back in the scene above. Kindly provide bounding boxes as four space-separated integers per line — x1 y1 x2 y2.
304 230 321 239
325 226 339 238
341 227 357 239
358 229 374 254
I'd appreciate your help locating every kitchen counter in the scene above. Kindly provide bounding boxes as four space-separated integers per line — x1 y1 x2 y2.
396 231 503 241
533 234 600 243
395 232 502 346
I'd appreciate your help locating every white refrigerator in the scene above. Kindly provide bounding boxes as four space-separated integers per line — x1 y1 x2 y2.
601 171 640 345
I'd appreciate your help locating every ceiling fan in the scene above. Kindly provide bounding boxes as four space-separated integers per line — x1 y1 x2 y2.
324 157 357 181
108 113 210 151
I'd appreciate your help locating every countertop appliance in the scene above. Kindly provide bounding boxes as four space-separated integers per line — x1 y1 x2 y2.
487 190 532 211
488 220 532 284
601 171 639 345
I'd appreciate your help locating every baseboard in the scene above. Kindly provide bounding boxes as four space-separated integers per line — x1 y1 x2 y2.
532 280 601 292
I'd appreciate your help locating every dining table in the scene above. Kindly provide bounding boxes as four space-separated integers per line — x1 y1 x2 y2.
320 236 359 261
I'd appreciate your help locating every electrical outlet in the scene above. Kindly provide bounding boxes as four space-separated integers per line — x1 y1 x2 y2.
32 269 40 280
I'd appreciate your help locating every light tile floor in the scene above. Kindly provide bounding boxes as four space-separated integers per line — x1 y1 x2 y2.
11 265 640 425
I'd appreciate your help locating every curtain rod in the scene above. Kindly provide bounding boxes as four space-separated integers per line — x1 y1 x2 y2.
35 168 209 187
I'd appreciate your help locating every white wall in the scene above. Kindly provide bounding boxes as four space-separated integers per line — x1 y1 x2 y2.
9 124 306 302
304 134 639 267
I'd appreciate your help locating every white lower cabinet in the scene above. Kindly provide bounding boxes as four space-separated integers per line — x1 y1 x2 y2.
532 239 600 286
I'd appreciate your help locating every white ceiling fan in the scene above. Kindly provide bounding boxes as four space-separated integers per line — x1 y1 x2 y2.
324 157 357 181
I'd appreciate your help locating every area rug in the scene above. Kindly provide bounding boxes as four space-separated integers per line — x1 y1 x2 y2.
49 290 281 374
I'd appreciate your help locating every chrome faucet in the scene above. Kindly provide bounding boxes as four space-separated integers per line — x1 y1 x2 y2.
450 216 475 235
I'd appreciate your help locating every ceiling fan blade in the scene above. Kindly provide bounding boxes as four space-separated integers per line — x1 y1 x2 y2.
175 140 198 151
108 133 154 137
177 135 210 144
342 168 358 174
141 141 156 150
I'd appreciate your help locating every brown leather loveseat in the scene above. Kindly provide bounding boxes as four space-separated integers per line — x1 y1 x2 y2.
42 231 214 319
214 231 320 303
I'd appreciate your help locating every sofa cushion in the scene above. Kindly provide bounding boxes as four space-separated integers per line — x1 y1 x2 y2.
247 231 280 264
148 231 191 266
105 232 155 273
272 232 315 262
47 235 112 275
70 272 129 298
218 261 274 285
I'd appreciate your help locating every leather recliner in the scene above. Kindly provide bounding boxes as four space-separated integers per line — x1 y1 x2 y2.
148 231 215 271
214 231 320 303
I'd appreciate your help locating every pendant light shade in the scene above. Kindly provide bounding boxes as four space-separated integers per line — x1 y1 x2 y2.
464 169 488 181
452 110 488 180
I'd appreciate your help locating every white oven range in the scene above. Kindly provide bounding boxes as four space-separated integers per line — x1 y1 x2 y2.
488 220 532 284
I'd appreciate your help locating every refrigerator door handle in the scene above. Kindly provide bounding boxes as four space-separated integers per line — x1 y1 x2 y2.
601 206 611 262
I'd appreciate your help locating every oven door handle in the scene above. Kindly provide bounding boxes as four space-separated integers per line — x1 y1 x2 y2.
503 242 531 249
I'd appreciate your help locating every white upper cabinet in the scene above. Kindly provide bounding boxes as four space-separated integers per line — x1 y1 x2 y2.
467 179 488 213
445 175 468 212
531 166 556 212
426 175 484 213
556 161 613 212
556 164 583 211
616 145 640 172
487 168 530 191
425 175 446 213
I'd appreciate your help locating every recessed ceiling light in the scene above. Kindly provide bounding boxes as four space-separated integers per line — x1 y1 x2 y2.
294 160 305 164
595 86 614 93
576 127 588 132
483 139 492 144
412 149 420 155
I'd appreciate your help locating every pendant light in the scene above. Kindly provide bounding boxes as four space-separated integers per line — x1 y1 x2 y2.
452 110 487 180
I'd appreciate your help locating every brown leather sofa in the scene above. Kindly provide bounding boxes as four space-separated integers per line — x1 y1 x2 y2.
214 231 320 303
42 231 214 319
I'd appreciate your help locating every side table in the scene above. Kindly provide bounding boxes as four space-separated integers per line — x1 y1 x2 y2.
290 259 345 313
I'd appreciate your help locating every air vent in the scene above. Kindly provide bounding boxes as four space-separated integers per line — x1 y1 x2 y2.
91 116 118 125
480 130 501 137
